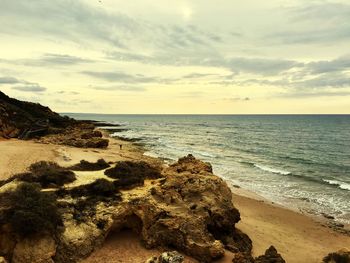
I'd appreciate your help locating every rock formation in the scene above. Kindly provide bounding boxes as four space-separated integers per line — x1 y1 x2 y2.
231 246 285 263
146 251 184 263
323 248 350 263
0 91 73 138
0 91 109 148
37 123 109 148
0 155 263 263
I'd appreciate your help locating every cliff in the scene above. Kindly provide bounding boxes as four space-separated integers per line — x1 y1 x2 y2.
0 91 73 138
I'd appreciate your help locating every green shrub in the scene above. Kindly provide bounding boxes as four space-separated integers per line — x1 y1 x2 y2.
66 178 118 198
2 183 62 237
69 159 110 171
104 161 161 189
17 161 76 188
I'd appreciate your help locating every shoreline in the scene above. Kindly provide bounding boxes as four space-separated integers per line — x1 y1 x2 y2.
116 133 350 231
1 133 349 262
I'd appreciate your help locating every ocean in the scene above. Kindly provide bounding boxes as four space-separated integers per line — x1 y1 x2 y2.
67 114 350 223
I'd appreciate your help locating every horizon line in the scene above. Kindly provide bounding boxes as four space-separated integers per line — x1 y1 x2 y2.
60 112 350 116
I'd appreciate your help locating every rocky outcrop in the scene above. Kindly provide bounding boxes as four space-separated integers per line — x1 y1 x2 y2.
52 155 247 263
0 91 73 139
12 235 56 263
169 154 213 174
37 123 109 148
323 248 350 263
232 246 285 263
146 251 184 263
0 155 285 263
0 92 108 148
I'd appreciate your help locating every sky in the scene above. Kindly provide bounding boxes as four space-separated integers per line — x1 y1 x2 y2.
0 0 349 114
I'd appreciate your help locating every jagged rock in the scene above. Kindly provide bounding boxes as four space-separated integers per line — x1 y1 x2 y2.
232 246 285 263
146 256 158 263
146 251 184 263
0 91 74 139
11 235 56 263
169 154 213 174
323 248 350 263
38 125 109 148
55 155 247 262
159 251 184 263
0 156 251 263
0 224 16 260
232 252 255 263
255 246 285 263
81 130 103 139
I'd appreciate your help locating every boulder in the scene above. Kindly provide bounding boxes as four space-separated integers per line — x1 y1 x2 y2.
146 251 184 263
80 130 103 139
169 154 213 174
255 246 285 263
323 248 350 263
12 235 56 263
232 246 285 263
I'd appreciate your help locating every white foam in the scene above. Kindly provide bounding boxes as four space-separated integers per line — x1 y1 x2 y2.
143 151 159 158
323 179 350 191
253 164 291 175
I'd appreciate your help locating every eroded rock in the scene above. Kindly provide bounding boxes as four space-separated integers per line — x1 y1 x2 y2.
0 91 74 139
232 246 285 263
323 248 350 263
169 154 213 174
12 235 56 263
1 156 253 263
146 251 184 263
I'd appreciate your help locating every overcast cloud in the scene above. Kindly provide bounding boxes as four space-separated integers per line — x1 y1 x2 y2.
0 0 349 113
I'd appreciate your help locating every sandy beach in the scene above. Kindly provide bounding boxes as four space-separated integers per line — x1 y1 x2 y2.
1 135 349 263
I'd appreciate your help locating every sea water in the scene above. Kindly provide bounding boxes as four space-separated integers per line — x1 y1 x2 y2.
67 114 350 223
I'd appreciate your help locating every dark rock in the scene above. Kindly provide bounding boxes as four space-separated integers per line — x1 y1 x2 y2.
80 130 103 139
146 251 184 263
322 213 335 220
232 246 285 263
255 246 285 263
169 154 213 174
0 91 75 139
323 249 350 263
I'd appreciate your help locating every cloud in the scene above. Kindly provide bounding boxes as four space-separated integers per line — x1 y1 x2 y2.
224 97 250 102
81 71 157 83
182 73 218 79
269 2 350 45
34 53 93 66
227 57 302 75
54 98 92 105
56 90 80 95
0 0 222 52
81 71 175 84
0 54 94 67
0 76 48 93
0 77 20 84
279 90 350 99
92 85 147 92
12 84 46 92
306 55 350 74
